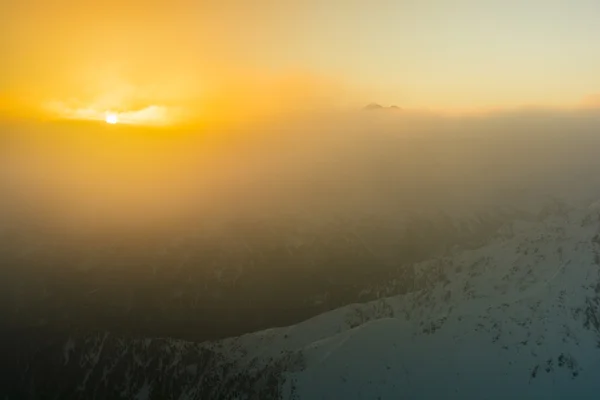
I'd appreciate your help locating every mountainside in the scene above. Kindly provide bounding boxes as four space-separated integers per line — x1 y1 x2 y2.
5 199 600 399
1 204 531 343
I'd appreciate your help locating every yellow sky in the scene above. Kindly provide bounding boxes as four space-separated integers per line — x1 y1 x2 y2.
2 0 600 126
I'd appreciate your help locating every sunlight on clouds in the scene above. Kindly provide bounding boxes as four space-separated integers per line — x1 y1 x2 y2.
117 106 171 125
45 100 176 126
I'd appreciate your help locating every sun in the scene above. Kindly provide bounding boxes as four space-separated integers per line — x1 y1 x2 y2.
105 113 118 124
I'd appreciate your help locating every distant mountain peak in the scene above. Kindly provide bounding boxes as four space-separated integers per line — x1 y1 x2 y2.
364 103 384 111
363 103 401 111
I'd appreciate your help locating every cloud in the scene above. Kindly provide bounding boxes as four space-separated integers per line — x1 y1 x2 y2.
4 106 600 233
581 93 600 109
44 100 177 126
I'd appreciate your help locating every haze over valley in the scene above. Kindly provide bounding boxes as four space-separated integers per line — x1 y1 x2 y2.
3 108 600 398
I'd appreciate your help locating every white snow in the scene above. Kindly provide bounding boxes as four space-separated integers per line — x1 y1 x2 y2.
133 381 152 400
213 203 600 399
63 337 75 365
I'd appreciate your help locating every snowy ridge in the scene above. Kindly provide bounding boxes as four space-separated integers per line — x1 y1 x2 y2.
222 202 600 399
5 201 600 399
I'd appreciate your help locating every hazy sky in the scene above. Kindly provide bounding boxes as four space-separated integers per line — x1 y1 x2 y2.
3 0 600 124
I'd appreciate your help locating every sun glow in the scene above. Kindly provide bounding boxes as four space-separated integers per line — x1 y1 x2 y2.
43 99 179 127
105 113 118 124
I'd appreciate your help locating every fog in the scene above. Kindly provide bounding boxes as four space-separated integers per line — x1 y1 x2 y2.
2 109 600 237
3 108 600 350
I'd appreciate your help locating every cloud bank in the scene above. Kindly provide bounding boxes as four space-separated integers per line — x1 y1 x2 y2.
2 107 600 235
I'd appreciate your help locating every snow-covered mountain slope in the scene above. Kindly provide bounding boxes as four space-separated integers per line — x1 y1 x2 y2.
6 201 600 399
281 212 600 399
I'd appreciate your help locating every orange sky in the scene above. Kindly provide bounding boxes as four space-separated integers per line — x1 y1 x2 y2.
2 1 600 126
